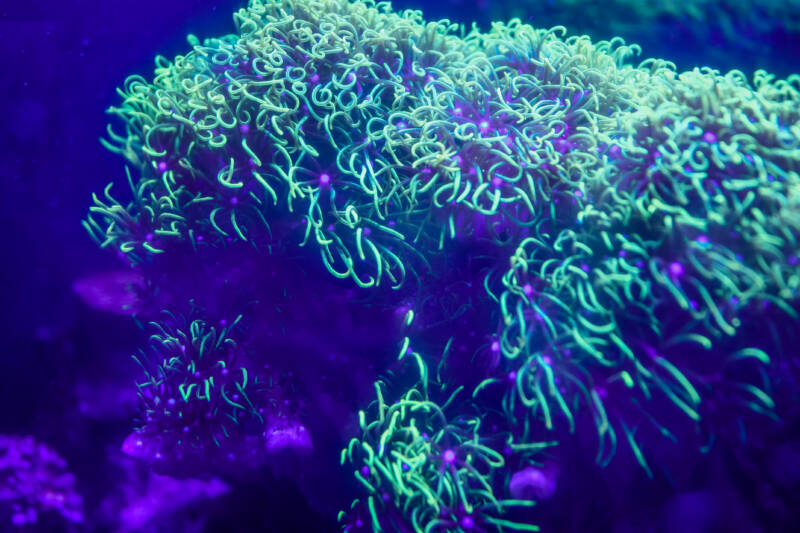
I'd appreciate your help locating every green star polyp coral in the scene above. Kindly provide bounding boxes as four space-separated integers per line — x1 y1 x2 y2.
86 0 800 530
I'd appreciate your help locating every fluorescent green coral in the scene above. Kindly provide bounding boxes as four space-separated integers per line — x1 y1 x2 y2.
341 351 551 532
86 1 800 530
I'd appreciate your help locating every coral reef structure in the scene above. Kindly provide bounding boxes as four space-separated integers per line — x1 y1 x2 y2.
85 0 800 530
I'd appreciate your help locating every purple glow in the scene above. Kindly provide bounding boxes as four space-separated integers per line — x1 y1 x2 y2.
523 283 534 295
509 465 558 500
72 270 144 316
668 261 684 277
264 418 313 456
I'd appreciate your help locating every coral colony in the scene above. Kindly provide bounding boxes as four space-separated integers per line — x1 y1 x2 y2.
489 0 800 71
79 0 799 530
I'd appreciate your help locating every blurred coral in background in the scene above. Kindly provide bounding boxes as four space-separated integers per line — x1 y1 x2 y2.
0 435 83 529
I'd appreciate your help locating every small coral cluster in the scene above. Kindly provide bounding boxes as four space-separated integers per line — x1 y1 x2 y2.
0 434 83 529
339 351 550 532
85 0 800 530
122 313 312 474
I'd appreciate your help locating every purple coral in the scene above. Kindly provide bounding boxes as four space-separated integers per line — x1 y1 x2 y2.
0 434 83 528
